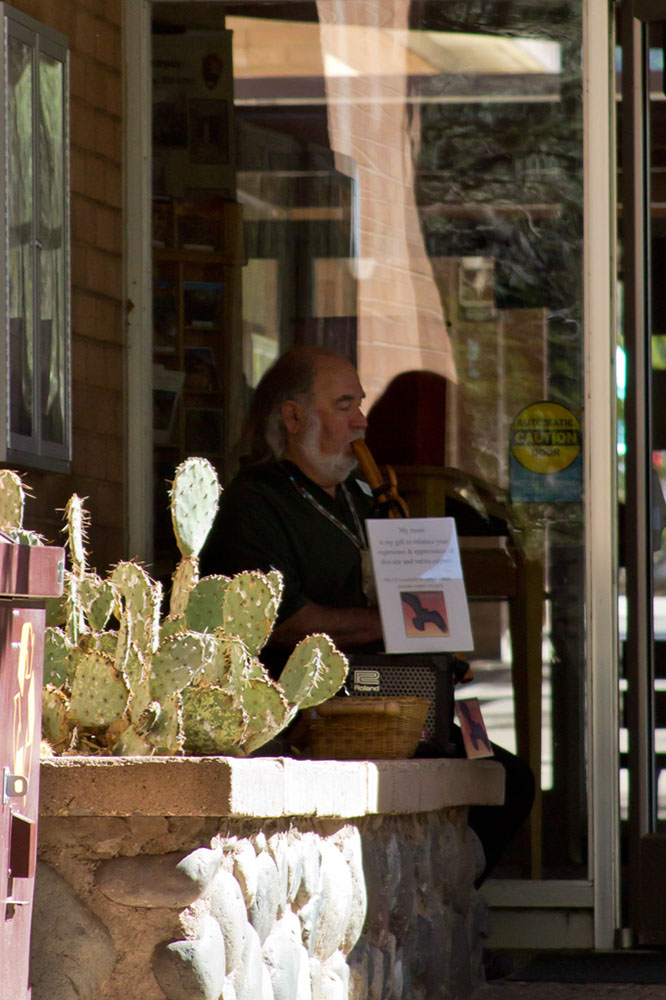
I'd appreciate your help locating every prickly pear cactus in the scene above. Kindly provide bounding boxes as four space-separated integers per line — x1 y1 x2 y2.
222 571 280 655
279 634 349 710
68 651 129 728
0 470 45 546
0 469 25 530
38 457 348 757
170 457 221 559
63 494 89 574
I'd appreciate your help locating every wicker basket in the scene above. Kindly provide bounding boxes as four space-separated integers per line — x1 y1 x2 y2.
302 696 430 760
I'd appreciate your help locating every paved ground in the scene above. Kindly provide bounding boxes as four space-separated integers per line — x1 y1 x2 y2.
473 984 666 999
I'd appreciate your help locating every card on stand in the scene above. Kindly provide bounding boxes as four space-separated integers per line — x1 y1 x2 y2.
365 517 474 655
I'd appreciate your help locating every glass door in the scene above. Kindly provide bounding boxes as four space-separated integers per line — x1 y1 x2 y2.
150 0 590 895
232 0 587 883
619 0 666 946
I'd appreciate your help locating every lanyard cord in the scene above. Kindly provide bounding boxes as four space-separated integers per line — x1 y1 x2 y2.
285 470 367 550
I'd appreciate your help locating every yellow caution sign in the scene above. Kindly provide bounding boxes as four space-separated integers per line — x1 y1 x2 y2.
510 402 581 475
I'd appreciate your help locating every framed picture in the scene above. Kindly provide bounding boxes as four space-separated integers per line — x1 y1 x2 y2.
184 346 219 392
183 281 223 328
184 408 224 455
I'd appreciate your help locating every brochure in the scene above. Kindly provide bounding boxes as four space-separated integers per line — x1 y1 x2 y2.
365 517 474 654
455 697 493 759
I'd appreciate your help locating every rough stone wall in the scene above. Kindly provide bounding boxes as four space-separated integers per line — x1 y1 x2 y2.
5 0 124 570
34 809 488 1000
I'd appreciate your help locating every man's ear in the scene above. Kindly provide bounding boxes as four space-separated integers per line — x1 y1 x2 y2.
281 399 304 436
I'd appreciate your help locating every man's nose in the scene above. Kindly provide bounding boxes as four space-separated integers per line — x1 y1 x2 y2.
351 407 368 429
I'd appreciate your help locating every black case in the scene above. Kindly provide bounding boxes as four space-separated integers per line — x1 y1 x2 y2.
341 652 468 756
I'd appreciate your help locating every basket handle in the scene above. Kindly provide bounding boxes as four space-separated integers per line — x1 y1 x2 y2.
315 699 403 718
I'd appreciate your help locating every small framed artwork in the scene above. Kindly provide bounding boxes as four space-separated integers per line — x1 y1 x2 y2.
184 346 219 392
184 407 224 455
183 281 223 328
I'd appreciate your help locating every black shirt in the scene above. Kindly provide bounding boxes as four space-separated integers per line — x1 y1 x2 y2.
201 460 375 627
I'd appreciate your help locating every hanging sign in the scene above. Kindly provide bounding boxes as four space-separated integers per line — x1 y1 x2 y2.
509 401 582 502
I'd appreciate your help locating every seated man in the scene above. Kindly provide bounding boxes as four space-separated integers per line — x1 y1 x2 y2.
202 346 534 885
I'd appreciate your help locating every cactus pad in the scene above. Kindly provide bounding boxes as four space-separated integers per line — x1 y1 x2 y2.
122 641 145 692
279 633 348 709
111 726 153 756
0 469 25 529
44 627 74 688
184 575 230 633
222 571 280 655
181 684 248 755
160 615 186 642
169 555 199 618
3 527 46 546
149 633 211 702
63 494 89 573
42 685 71 750
79 574 116 632
68 651 130 727
242 678 294 754
266 569 284 607
144 693 183 754
170 457 221 558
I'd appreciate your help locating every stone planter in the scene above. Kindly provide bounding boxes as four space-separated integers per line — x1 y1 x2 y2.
33 756 503 1000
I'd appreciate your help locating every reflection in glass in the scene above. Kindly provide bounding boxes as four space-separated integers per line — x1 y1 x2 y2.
232 0 585 877
8 36 34 438
39 51 66 446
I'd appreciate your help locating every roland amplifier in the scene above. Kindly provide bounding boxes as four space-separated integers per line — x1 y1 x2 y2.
342 653 468 755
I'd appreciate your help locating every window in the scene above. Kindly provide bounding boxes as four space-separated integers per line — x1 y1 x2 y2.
0 4 70 470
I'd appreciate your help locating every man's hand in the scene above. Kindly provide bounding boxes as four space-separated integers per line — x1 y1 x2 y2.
271 602 383 650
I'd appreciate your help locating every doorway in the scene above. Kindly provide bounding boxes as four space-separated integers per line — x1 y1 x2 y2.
135 0 618 945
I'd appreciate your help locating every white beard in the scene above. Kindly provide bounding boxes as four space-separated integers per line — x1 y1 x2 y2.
301 411 360 484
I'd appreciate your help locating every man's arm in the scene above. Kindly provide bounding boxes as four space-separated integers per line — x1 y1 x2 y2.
271 602 383 650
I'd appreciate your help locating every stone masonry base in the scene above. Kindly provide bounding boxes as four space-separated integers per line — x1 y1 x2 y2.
32 756 504 1000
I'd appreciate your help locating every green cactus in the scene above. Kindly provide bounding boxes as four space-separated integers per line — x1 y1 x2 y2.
184 575 230 634
169 555 198 618
0 469 25 530
170 457 221 559
279 634 349 710
63 494 89 575
148 633 212 702
181 684 249 755
68 650 130 728
79 573 116 632
42 685 71 749
43 628 74 689
222 571 280 655
242 677 294 755
36 457 348 757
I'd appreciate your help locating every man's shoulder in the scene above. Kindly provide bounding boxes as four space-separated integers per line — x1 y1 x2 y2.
221 461 293 509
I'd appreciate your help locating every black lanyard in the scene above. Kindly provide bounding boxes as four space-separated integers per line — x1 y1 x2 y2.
286 471 367 550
